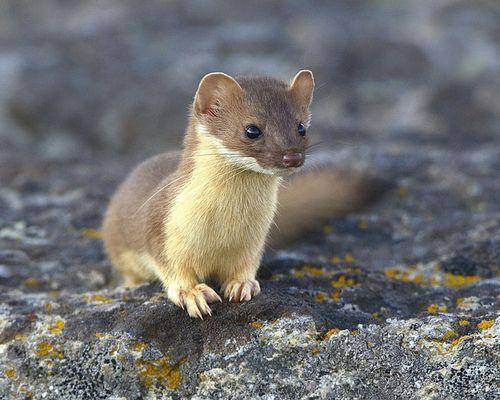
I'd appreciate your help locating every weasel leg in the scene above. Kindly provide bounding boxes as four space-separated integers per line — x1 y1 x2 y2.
222 279 261 302
167 283 221 319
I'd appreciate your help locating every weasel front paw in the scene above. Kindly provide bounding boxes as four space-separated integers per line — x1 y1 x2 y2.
222 279 261 302
168 283 221 319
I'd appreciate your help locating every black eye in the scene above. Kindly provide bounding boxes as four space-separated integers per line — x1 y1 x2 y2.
245 125 262 139
298 122 306 136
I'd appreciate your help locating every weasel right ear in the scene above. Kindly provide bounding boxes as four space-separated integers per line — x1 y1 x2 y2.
194 72 243 116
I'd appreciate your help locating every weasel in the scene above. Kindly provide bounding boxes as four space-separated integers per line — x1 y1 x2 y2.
103 70 380 318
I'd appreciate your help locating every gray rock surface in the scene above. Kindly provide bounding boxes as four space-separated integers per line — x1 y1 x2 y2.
0 1 499 399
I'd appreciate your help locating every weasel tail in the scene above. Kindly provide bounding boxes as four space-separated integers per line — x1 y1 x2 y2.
271 165 391 246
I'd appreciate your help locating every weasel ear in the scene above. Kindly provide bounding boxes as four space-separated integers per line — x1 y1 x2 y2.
289 70 315 107
194 72 243 116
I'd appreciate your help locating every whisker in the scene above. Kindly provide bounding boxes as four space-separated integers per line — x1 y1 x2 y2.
132 173 187 217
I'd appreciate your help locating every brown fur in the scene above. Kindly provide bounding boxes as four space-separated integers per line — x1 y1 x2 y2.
105 70 370 318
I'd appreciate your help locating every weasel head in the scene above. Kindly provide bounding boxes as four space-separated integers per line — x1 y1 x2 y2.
192 70 314 176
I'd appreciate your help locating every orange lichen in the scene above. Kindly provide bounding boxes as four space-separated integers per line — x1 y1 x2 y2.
314 292 326 302
397 186 408 197
23 278 40 287
458 320 469 326
330 290 341 301
95 332 106 339
311 348 320 355
36 342 64 359
48 320 65 335
137 357 186 390
323 328 341 340
251 321 264 329
331 275 355 288
477 319 494 330
81 228 103 239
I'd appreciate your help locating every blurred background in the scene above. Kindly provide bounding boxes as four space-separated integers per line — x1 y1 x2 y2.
0 0 498 159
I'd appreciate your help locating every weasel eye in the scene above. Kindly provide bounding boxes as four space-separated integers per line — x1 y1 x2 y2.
298 122 306 136
245 125 262 139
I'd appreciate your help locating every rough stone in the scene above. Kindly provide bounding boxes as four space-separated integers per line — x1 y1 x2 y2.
0 1 499 399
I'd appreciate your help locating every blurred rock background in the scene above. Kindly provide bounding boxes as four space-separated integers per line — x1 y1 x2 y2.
0 1 499 399
0 0 498 157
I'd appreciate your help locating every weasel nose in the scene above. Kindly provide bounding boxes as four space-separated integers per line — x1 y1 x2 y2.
282 151 304 168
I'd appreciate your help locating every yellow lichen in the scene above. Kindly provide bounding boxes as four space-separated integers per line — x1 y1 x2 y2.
323 225 333 234
302 265 325 276
477 319 494 330
131 341 149 352
458 320 469 326
44 303 53 312
292 271 304 278
372 312 381 318
85 294 113 303
358 220 368 230
81 228 103 239
443 273 479 288
36 342 64 359
251 321 263 329
5 368 16 379
331 275 355 288
49 320 65 335
344 253 356 263
330 255 341 264
314 292 326 302
14 333 26 341
95 332 106 339
427 304 447 314
137 357 186 390
441 330 458 341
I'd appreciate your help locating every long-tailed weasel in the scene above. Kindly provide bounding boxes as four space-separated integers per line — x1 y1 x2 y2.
103 70 380 318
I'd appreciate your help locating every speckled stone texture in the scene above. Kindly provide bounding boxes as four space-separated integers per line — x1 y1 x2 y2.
0 1 499 399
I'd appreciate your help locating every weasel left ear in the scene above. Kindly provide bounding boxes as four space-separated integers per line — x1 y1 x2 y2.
194 72 243 116
289 70 315 107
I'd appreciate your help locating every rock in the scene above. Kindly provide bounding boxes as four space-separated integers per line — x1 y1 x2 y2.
0 1 499 399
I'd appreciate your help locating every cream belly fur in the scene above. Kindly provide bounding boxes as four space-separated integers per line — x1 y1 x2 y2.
161 137 279 304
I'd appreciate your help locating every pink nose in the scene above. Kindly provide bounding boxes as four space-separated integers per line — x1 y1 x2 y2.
282 152 304 168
